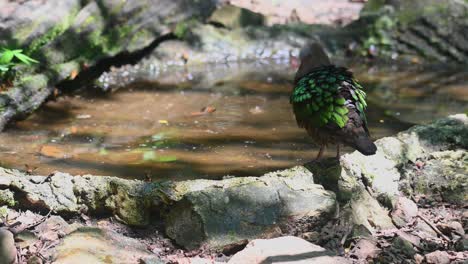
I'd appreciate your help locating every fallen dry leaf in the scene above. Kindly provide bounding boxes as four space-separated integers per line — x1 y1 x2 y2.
190 106 216 116
39 145 66 159
70 69 79 80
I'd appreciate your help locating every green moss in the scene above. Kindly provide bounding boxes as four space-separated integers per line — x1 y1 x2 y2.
0 190 15 207
18 74 48 91
362 0 387 13
50 61 80 81
27 10 78 55
109 0 127 16
174 18 198 39
362 14 396 55
14 19 43 44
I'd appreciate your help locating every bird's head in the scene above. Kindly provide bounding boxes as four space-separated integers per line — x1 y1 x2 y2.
294 42 331 83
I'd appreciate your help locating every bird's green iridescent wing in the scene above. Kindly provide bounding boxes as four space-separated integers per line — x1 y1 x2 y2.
349 79 368 126
291 66 367 129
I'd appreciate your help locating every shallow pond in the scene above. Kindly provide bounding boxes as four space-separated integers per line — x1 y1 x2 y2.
0 61 465 181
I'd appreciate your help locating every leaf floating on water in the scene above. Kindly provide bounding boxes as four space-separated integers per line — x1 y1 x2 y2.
158 120 169 125
142 150 177 162
201 106 216 113
99 148 108 156
39 145 66 159
190 106 217 117
143 151 157 161
157 155 178 162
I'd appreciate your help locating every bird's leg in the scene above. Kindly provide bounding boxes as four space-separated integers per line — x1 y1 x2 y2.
336 144 341 159
315 145 325 160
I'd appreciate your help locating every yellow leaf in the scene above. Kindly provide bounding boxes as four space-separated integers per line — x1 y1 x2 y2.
39 145 65 158
70 69 79 80
158 120 169 125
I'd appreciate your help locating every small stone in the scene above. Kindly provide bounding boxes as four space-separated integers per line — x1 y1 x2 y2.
228 236 350 264
414 220 438 238
436 221 464 238
301 231 320 242
54 227 158 264
396 230 421 248
414 254 424 264
425 250 451 264
0 229 17 264
392 236 416 258
457 235 468 251
448 221 464 236
27 255 43 264
350 238 380 260
391 196 418 227
16 230 38 248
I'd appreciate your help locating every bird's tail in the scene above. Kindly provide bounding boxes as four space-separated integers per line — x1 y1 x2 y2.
352 135 377 156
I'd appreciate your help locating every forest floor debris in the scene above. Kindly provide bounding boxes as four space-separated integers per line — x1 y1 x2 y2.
0 191 466 263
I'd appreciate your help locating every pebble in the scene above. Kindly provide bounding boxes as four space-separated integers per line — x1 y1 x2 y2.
425 250 451 264
0 229 17 264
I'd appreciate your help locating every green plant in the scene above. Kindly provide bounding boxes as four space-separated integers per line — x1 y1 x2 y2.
0 48 38 88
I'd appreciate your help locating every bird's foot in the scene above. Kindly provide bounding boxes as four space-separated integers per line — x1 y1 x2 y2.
335 144 341 160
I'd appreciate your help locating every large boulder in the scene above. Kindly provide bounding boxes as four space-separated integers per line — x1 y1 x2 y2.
0 169 159 226
208 4 265 29
163 166 336 249
351 0 468 64
0 0 218 130
0 229 16 264
310 114 467 206
305 114 467 239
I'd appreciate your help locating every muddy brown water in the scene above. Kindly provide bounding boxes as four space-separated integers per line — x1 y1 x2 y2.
0 61 465 181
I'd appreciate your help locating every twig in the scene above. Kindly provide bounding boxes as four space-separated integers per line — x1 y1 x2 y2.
340 226 353 245
39 173 55 184
417 213 451 241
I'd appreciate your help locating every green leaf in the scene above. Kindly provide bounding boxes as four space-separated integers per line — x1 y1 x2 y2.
0 65 9 72
14 53 39 65
0 50 14 64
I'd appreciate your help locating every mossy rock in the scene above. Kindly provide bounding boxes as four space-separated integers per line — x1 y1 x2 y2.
209 4 265 29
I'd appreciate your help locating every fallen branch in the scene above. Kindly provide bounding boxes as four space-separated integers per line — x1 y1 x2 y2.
417 213 451 241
